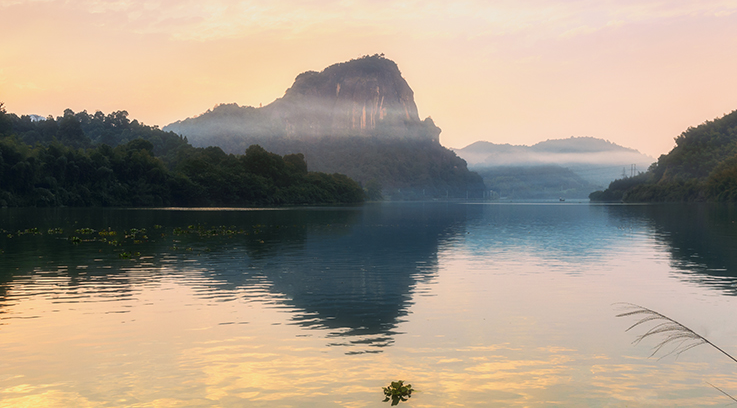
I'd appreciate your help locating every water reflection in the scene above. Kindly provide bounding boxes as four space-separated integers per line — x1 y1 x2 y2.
458 203 650 276
604 204 737 295
2 203 737 406
0 204 476 353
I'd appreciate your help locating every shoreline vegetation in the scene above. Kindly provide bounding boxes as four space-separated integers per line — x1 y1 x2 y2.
0 104 364 207
590 109 737 203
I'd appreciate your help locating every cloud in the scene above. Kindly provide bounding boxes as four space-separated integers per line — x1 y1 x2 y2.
7 0 737 43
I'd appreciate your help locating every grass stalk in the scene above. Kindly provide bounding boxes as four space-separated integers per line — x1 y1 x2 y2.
616 302 737 403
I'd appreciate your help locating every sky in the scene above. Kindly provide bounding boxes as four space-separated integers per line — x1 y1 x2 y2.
2 0 737 158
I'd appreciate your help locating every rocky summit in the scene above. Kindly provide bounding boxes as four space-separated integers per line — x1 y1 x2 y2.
164 54 441 146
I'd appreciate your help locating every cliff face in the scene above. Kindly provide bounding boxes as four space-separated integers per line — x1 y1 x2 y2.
162 55 482 199
165 54 440 144
269 56 421 135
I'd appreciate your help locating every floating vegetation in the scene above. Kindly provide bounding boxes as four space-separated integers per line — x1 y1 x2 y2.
383 380 414 405
5 222 283 261
118 251 141 259
8 228 44 237
98 228 117 237
125 228 148 240
172 224 263 238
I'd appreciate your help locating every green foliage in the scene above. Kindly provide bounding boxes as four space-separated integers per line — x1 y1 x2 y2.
0 103 12 137
705 154 737 201
589 172 651 202
5 108 189 160
592 110 737 202
202 136 485 200
118 251 141 259
170 144 363 206
382 380 414 405
0 107 365 207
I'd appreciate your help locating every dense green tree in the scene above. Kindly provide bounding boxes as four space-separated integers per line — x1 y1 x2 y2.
591 110 737 202
5 108 189 161
0 103 12 136
58 113 91 149
210 136 485 200
0 107 364 207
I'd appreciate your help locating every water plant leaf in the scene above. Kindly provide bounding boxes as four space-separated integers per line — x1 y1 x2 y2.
382 380 413 405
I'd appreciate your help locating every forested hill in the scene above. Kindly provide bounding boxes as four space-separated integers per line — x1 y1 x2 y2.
164 54 485 199
0 104 364 207
590 109 737 202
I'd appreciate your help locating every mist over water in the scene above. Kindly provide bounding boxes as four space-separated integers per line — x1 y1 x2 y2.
0 203 736 406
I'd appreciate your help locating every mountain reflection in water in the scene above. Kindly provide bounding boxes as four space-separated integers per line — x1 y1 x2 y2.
1 203 737 407
604 204 737 295
0 204 476 354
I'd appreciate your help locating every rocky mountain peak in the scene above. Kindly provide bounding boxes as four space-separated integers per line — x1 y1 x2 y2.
263 54 433 140
165 54 440 144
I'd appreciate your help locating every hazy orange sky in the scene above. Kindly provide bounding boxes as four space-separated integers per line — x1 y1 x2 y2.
2 0 737 158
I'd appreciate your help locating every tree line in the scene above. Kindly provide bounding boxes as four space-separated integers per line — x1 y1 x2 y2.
174 134 486 200
590 109 737 202
0 104 364 207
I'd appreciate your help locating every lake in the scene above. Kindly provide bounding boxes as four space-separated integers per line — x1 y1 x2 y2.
1 202 736 407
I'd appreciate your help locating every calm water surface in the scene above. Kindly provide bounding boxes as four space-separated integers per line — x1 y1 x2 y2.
1 202 737 407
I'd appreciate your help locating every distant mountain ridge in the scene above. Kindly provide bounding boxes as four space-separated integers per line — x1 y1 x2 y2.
454 137 654 189
455 137 651 166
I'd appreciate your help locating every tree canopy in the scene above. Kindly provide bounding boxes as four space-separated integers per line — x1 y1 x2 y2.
0 106 364 207
590 109 737 202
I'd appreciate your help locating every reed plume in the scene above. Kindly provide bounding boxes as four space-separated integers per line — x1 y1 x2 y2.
615 302 737 363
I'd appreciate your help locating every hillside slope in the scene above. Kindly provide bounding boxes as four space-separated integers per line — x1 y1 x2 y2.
591 110 737 202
